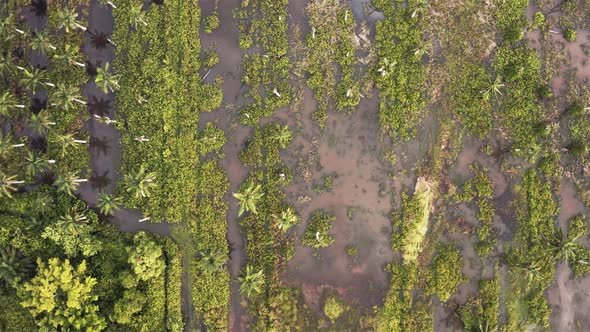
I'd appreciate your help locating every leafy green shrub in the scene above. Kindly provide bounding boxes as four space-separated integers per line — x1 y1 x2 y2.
532 11 545 29
303 211 336 248
323 293 348 323
459 274 499 332
564 28 577 42
427 243 467 302
204 14 219 33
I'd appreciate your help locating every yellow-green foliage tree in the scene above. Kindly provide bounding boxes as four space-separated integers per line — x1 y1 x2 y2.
19 258 106 331
127 232 165 281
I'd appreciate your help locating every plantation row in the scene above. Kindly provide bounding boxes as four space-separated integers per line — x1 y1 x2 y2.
304 0 363 127
112 0 229 330
235 0 291 125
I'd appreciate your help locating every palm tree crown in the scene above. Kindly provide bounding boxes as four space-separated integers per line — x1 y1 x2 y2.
53 172 87 196
124 165 157 199
273 207 299 232
198 248 227 274
20 67 48 94
0 173 24 198
96 192 121 216
30 31 56 55
237 265 264 297
56 7 85 33
271 125 292 149
95 63 119 94
51 84 85 111
0 91 24 115
129 3 148 29
29 110 55 135
233 183 264 216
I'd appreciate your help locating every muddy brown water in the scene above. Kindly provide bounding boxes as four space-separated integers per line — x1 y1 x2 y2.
197 0 250 330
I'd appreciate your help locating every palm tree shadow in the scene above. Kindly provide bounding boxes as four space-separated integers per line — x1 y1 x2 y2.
89 170 112 191
86 60 102 77
30 0 47 17
87 96 112 117
90 136 112 157
88 30 110 51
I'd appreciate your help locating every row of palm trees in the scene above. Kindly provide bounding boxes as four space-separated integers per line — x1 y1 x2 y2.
0 4 124 201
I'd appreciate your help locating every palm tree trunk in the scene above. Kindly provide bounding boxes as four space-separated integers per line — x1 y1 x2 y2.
74 178 88 183
73 98 86 105
138 217 151 222
107 39 117 47
48 160 56 164
108 1 117 8
44 82 55 87
11 143 25 148
8 180 25 184
15 104 25 108
74 61 86 67
73 139 87 144
15 28 25 34
75 23 87 31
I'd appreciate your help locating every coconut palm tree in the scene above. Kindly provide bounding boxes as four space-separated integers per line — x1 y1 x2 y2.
53 133 87 156
273 207 299 232
95 63 119 94
20 67 50 94
53 44 86 68
237 265 264 297
30 31 56 55
55 208 89 236
198 248 227 274
56 7 86 33
0 173 24 198
0 132 25 157
29 110 55 135
124 165 157 199
25 150 55 177
53 172 87 196
0 92 25 115
481 75 504 101
96 192 121 216
129 3 148 29
98 0 117 9
271 125 291 149
0 245 34 287
51 84 86 111
233 183 264 216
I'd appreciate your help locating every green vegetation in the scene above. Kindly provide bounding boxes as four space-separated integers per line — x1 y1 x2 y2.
303 210 336 248
494 0 528 42
304 1 361 126
392 177 433 263
506 169 558 329
426 243 467 302
372 0 427 139
323 293 349 323
451 64 494 138
113 1 229 329
235 0 292 124
459 269 500 332
456 164 496 256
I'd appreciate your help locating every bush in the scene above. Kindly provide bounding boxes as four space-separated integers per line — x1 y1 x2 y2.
204 14 220 33
564 28 577 42
323 293 348 323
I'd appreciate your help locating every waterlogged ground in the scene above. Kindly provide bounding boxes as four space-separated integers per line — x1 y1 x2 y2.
75 0 590 330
